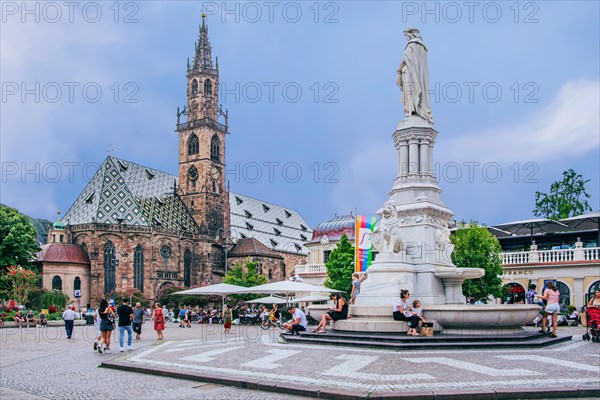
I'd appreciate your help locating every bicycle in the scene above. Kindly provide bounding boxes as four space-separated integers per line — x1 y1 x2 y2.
260 316 283 330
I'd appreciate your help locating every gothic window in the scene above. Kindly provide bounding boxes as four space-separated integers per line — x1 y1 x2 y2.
212 179 217 193
204 79 212 96
52 275 62 291
188 134 199 155
192 79 199 96
184 249 192 287
80 242 88 254
210 135 220 161
74 276 81 291
103 241 116 294
134 244 144 292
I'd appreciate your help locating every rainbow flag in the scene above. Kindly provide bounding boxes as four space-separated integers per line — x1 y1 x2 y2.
355 215 377 272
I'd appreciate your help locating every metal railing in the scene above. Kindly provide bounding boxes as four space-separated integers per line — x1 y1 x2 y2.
176 117 227 133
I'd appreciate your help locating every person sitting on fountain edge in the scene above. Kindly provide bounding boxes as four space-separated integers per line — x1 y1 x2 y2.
311 293 349 333
392 290 421 336
282 304 307 335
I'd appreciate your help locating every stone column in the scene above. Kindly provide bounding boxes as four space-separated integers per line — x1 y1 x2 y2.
408 137 419 175
573 239 584 261
428 141 434 176
574 278 584 309
419 138 429 175
399 140 409 176
529 242 539 262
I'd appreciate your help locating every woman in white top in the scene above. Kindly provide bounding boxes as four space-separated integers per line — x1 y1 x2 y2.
392 289 420 336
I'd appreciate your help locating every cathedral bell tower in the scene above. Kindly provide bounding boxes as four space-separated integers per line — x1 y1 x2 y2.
177 14 229 239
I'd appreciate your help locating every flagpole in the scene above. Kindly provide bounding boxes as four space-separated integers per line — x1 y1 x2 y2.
354 207 358 273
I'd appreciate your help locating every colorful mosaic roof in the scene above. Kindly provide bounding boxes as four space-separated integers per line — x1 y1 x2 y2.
63 156 198 233
229 193 312 255
311 213 355 242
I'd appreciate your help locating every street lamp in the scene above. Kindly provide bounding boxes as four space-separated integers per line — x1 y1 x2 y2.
215 228 228 274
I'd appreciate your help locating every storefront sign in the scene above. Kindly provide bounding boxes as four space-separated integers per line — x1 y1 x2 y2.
504 269 534 276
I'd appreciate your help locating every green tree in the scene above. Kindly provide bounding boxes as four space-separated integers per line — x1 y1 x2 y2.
533 169 592 220
222 259 268 302
450 221 504 300
0 205 41 270
324 234 355 297
0 265 42 306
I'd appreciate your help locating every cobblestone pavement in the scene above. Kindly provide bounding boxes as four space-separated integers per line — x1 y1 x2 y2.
1 323 599 399
0 323 307 400
107 325 600 395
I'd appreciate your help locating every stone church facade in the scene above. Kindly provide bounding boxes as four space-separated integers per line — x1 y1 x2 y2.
37 16 311 306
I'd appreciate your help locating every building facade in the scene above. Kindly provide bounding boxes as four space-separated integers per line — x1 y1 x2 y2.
37 16 309 306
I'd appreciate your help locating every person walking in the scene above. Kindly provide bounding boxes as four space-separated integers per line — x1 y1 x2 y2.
535 281 561 337
223 304 233 334
153 303 165 340
178 305 186 328
116 298 134 352
132 302 146 340
62 306 77 339
93 306 102 351
98 298 115 353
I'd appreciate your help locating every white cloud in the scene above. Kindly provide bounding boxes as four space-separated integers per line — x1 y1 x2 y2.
440 79 600 163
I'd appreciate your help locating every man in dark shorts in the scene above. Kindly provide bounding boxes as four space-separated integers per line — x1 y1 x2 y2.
116 298 134 352
282 305 307 335
132 302 145 340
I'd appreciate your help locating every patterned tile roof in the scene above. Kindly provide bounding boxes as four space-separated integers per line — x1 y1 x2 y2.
311 213 355 243
229 193 312 255
63 156 198 233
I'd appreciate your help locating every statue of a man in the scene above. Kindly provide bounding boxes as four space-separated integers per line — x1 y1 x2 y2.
397 28 434 124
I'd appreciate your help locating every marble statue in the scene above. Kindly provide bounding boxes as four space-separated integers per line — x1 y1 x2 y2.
397 28 434 124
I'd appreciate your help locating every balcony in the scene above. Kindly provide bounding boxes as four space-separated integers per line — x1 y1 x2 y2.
295 263 327 275
502 246 600 265
176 117 227 134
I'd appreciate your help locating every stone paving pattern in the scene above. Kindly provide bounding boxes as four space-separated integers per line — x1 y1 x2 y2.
1 323 599 399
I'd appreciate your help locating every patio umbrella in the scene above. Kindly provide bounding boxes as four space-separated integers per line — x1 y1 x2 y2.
291 294 330 303
238 281 340 304
174 283 247 309
245 295 288 304
560 212 600 246
494 218 569 244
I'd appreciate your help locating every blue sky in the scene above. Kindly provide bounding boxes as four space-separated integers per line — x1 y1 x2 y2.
1 1 599 228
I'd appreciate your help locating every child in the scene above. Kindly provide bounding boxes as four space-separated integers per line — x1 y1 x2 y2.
350 273 367 305
411 300 425 323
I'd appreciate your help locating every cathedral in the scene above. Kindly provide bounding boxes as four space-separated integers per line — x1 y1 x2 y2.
35 16 311 307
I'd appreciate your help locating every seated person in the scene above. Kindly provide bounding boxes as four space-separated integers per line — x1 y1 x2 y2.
411 300 426 324
38 311 48 326
311 294 348 333
392 290 421 336
282 305 307 335
13 311 24 327
25 310 36 327
269 304 281 324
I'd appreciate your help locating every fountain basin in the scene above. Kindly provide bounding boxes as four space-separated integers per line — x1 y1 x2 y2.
423 304 540 332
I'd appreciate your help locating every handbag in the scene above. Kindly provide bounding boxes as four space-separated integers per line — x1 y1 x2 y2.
107 312 115 324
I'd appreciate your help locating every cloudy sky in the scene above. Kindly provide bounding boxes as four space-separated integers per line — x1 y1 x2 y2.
1 1 599 228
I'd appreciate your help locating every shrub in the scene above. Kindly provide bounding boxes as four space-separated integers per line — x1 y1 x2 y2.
26 287 48 310
40 291 69 310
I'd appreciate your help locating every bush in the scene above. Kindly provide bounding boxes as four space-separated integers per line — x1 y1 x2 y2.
26 287 48 310
40 291 69 310
47 312 62 321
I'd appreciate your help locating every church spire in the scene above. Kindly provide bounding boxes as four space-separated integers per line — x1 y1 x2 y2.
192 13 213 71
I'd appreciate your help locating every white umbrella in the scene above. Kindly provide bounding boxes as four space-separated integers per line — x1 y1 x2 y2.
292 294 330 303
245 295 288 304
174 283 248 308
238 281 340 304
